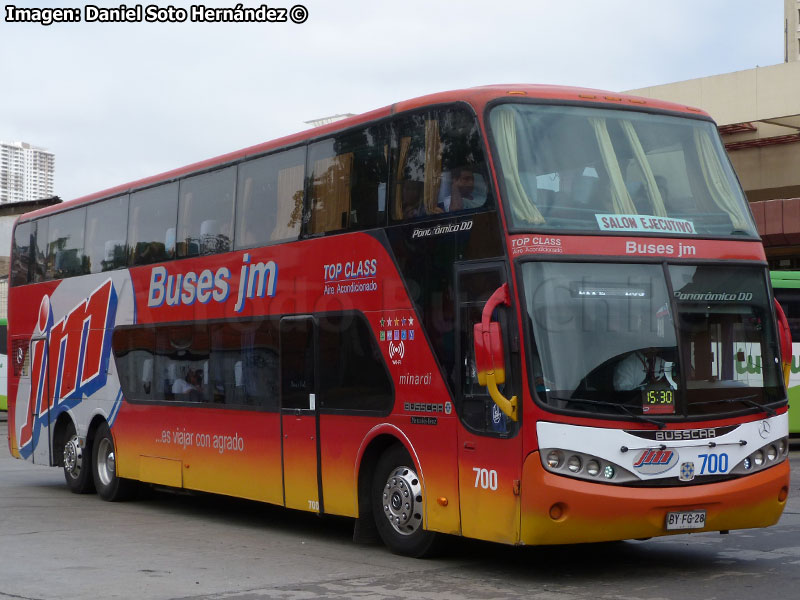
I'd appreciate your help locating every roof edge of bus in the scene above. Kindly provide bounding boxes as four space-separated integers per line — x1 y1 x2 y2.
18 84 710 223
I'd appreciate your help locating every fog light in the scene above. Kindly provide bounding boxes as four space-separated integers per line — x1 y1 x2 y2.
743 457 752 470
546 450 562 469
753 450 764 467
567 455 582 473
586 460 600 477
549 502 565 520
603 465 615 479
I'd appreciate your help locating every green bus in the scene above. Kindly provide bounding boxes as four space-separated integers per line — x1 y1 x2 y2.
771 271 800 434
0 317 6 411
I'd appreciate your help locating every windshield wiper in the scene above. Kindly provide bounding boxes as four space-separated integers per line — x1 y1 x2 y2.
692 394 777 418
552 396 666 429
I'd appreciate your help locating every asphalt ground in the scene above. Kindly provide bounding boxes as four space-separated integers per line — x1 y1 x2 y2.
1 416 799 600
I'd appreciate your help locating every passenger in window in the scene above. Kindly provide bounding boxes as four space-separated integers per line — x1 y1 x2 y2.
172 369 203 402
437 167 485 213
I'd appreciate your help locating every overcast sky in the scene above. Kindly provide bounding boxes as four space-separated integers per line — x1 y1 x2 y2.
0 0 785 201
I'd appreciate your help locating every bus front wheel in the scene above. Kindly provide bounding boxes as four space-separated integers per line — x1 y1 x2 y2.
372 445 439 557
92 422 137 501
62 421 95 494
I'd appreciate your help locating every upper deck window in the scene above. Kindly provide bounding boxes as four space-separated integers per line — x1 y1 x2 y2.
86 195 128 273
235 147 306 249
46 208 87 279
177 166 235 257
489 103 757 238
10 222 33 286
307 124 389 234
392 107 492 221
128 183 178 266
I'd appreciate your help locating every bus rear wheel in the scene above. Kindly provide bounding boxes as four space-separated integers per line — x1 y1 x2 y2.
62 421 94 494
92 422 137 501
372 445 439 557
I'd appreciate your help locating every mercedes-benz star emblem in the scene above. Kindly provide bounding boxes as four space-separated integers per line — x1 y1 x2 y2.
758 420 771 439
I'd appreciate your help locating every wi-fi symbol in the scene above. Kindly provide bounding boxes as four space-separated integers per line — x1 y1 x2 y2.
389 341 405 359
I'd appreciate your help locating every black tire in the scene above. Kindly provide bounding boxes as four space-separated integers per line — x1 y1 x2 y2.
92 422 137 501
62 420 95 494
372 445 439 557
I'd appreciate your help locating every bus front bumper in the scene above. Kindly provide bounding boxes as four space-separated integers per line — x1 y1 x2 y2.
520 451 790 545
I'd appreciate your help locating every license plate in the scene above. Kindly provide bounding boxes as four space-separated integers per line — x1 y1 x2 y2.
665 510 706 531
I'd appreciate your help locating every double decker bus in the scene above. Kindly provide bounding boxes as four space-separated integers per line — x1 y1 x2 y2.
770 271 800 433
7 85 791 556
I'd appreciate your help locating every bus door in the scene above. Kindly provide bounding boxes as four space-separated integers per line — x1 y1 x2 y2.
455 264 522 544
279 316 321 513
29 335 52 466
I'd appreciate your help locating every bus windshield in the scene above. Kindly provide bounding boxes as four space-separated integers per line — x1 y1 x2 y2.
489 103 757 237
522 262 784 419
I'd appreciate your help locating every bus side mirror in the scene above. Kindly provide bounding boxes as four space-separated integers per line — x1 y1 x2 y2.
774 298 792 387
473 283 518 421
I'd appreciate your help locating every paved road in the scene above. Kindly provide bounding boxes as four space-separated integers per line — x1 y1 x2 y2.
1 416 799 600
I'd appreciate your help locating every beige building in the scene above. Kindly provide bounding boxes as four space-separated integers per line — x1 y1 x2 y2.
627 60 800 204
787 0 800 62
624 2 800 265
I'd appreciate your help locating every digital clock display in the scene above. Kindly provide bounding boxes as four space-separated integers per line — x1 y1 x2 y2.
642 389 676 415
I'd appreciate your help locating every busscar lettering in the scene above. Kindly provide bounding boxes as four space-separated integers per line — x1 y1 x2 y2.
655 429 717 441
404 402 444 413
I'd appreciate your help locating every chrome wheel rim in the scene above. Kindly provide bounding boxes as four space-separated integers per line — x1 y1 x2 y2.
63 435 82 480
382 465 423 536
96 437 116 487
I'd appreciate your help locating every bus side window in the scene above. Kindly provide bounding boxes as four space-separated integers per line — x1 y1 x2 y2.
177 166 235 257
457 268 513 436
32 218 48 282
307 124 389 234
128 183 178 266
209 319 279 407
391 106 491 221
85 195 129 273
112 326 157 401
317 313 393 412
235 147 305 249
46 208 88 279
10 221 33 286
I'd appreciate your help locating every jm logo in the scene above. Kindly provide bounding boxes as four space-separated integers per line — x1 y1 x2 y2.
18 280 118 458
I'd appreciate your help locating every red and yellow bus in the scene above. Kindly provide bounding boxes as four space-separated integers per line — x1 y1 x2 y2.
7 85 791 556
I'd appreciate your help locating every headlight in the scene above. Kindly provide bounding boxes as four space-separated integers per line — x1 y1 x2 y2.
540 448 637 484
766 445 777 461
546 450 562 469
731 437 789 475
567 455 582 473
